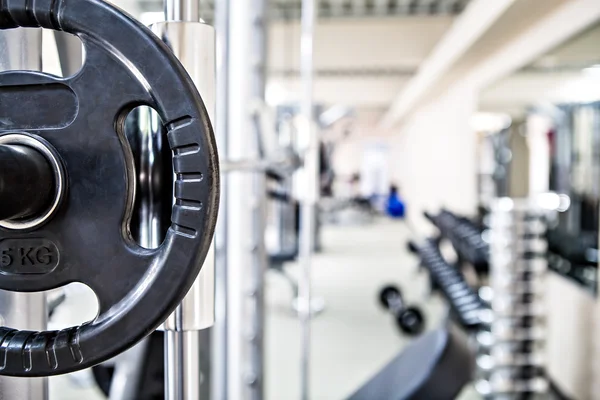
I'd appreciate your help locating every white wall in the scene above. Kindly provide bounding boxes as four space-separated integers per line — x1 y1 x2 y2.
329 84 478 232
332 138 363 179
388 84 478 233
546 273 596 399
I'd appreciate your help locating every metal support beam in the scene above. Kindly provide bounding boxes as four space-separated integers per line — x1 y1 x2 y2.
226 0 268 398
165 0 200 22
379 0 514 129
213 0 230 398
468 0 600 90
0 27 47 400
153 1 217 398
299 0 318 399
53 32 83 77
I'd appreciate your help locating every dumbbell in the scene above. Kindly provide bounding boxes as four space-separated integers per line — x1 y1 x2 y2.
379 285 425 336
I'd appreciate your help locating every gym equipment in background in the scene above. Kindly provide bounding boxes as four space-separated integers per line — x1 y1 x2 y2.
0 0 218 377
378 285 425 336
416 204 551 399
475 199 549 398
386 186 406 218
408 239 487 331
424 209 489 275
546 228 598 290
348 329 474 400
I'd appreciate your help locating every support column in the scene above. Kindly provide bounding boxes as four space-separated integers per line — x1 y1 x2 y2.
298 0 318 399
226 0 268 398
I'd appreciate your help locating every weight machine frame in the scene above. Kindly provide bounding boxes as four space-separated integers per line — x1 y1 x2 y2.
0 0 318 399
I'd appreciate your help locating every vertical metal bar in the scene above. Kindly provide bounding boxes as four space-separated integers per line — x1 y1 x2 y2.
227 0 268 398
250 5 267 399
299 0 317 398
53 31 83 77
165 331 185 400
165 0 200 22
0 27 47 400
213 0 230 397
152 16 216 400
109 85 161 400
154 1 217 399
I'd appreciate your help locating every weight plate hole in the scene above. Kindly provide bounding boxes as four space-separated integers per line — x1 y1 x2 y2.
41 30 84 78
47 283 98 330
124 106 173 250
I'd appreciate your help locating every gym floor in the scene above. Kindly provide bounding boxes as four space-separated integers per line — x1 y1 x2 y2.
49 217 478 400
266 217 430 399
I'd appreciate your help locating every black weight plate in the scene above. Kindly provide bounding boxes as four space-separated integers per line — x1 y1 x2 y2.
0 0 219 376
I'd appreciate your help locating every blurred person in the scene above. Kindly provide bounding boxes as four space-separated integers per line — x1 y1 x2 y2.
386 184 405 218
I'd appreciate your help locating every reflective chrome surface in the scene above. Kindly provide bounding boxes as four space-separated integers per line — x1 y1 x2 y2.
0 28 42 72
477 198 549 398
298 0 318 398
152 20 216 332
225 0 268 397
151 18 216 400
213 0 231 397
165 0 200 22
53 31 83 77
0 134 66 231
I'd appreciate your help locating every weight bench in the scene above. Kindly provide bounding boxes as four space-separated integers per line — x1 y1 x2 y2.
348 328 473 400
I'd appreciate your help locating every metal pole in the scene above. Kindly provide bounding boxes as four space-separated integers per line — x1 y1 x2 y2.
299 0 317 398
227 0 268 398
165 0 200 22
213 0 230 397
153 1 216 399
53 31 83 77
0 28 47 400
109 106 161 400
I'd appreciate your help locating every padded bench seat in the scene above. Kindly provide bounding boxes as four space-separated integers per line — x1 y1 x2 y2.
348 329 473 400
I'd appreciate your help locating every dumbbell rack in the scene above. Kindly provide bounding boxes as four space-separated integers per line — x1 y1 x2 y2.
475 198 548 399
412 239 487 330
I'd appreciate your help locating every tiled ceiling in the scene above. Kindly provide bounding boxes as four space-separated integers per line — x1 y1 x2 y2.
268 0 470 19
136 0 470 19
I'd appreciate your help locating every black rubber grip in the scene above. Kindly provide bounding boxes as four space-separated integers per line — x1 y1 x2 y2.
0 0 62 29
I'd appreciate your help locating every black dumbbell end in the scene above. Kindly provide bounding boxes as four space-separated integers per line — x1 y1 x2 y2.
379 285 401 309
407 241 418 254
398 306 425 336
